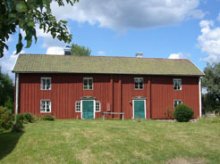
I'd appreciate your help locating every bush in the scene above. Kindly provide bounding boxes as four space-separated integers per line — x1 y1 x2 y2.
42 115 55 121
16 114 24 123
16 113 35 124
0 106 14 132
23 113 34 123
4 97 14 113
11 114 26 132
12 120 24 132
174 104 194 122
11 113 34 133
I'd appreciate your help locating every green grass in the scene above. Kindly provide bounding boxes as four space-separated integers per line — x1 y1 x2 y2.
0 118 220 164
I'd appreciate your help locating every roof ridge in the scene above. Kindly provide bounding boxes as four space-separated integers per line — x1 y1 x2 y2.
19 53 189 61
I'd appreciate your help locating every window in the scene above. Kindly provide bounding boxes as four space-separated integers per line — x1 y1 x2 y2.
41 77 51 90
174 99 182 108
83 77 93 90
75 101 81 112
173 79 182 90
40 100 51 113
95 101 101 112
134 77 144 89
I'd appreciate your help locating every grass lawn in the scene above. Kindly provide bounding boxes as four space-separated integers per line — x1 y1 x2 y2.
0 118 220 164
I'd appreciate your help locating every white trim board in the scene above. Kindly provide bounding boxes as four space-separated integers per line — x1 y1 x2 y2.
132 99 146 119
199 77 202 117
81 100 95 119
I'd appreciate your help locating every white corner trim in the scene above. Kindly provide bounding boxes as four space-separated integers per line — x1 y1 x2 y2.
199 77 202 117
15 73 19 115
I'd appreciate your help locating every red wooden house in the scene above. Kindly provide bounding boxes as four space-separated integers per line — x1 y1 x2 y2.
13 54 204 119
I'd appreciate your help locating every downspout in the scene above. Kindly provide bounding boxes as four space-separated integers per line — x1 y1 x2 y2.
199 77 202 118
15 73 19 117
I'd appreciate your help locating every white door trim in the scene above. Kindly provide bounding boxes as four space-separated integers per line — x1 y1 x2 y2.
132 99 146 119
81 100 95 119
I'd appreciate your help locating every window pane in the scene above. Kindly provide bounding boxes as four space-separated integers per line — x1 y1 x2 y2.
83 78 93 90
174 100 182 108
89 79 93 89
139 83 143 89
43 79 46 89
75 101 81 112
173 79 182 90
41 78 51 90
134 78 143 89
95 101 100 112
41 100 51 112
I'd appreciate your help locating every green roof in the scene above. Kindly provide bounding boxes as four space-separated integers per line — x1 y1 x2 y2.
13 54 204 76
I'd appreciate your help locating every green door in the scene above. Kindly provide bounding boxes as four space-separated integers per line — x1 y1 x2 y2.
133 100 145 119
82 100 94 119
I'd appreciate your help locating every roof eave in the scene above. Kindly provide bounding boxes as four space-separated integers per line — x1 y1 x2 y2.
12 71 204 76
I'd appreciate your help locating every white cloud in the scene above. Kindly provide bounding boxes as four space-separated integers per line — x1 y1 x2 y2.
36 27 66 48
197 20 220 63
168 53 184 59
51 0 203 30
46 46 64 55
0 51 24 80
35 26 66 54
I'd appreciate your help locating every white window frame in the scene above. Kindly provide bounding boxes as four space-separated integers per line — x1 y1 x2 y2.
95 101 101 112
174 99 183 108
173 78 182 91
83 77 93 90
134 77 144 90
41 77 51 90
75 101 81 112
40 99 51 113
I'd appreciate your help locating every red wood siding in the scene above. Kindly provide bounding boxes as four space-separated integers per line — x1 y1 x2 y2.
18 73 200 119
151 76 199 119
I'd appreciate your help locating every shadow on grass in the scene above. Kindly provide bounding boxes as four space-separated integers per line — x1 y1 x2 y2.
0 132 23 160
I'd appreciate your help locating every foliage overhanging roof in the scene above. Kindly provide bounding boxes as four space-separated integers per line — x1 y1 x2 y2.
13 54 204 76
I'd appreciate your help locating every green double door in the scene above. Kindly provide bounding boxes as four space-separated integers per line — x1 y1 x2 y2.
133 100 146 119
82 100 94 119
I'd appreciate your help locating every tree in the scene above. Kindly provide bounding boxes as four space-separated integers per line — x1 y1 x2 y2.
0 0 79 57
0 66 14 111
202 63 220 113
71 43 91 56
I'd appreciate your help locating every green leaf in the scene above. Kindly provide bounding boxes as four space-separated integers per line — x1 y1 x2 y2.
16 33 23 54
0 0 78 57
16 1 28 13
16 42 23 54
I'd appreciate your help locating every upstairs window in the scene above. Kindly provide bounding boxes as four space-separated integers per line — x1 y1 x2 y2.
41 77 51 90
83 77 93 90
174 99 182 108
75 101 81 112
173 79 182 90
134 77 144 89
40 100 51 113
95 101 101 112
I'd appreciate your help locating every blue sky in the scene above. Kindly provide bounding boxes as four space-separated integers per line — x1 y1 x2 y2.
1 0 220 78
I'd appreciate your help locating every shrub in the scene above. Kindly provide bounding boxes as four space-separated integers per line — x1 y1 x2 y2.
0 106 14 132
12 120 24 132
174 104 194 122
16 114 24 123
42 115 55 121
11 114 26 132
23 113 34 123
4 97 14 113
